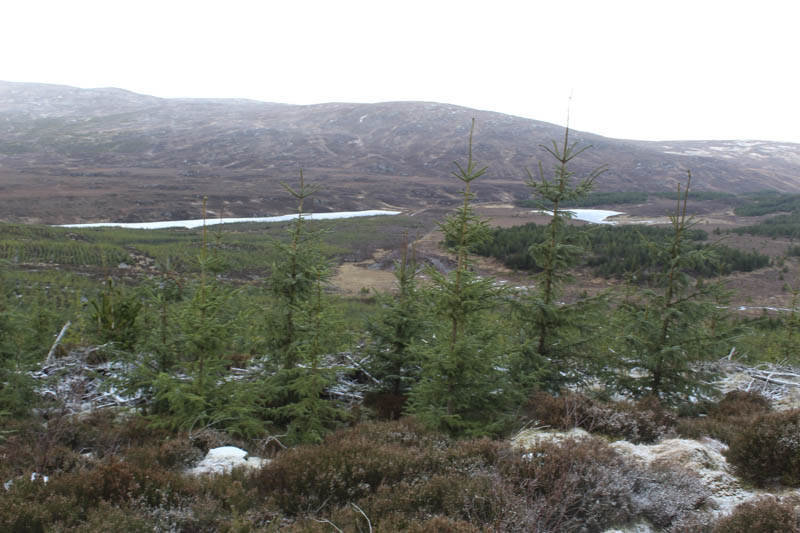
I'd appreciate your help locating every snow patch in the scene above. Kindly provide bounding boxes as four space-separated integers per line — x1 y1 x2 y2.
186 446 269 476
4 472 49 491
663 149 713 157
511 427 591 450
535 209 623 225
58 210 402 230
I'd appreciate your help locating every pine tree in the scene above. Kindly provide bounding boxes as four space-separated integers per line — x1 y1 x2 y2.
514 124 608 388
140 200 262 437
406 120 511 435
613 171 730 400
276 266 345 443
266 171 328 370
366 235 428 396
265 172 346 443
88 277 142 351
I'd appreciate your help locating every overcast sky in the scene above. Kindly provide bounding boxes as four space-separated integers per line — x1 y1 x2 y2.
3 0 798 143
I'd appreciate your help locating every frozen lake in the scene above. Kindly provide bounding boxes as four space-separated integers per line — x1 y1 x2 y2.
536 209 623 224
58 210 402 230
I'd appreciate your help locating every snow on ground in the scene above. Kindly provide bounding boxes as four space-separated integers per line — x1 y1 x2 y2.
186 446 268 476
662 149 714 157
511 427 591 449
58 210 402 230
534 209 623 224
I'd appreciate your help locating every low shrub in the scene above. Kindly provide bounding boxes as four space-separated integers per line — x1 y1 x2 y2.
254 419 513 529
712 497 799 533
0 484 77 532
53 460 186 510
406 516 482 533
71 501 156 533
126 436 203 470
501 435 709 532
253 418 454 515
678 390 770 444
726 409 800 486
501 437 638 531
711 390 771 418
523 391 675 443
677 416 739 444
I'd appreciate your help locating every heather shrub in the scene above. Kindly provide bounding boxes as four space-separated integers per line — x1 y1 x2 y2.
501 436 639 531
678 390 770 444
285 513 483 533
711 390 771 418
443 437 503 471
126 436 203 469
501 435 709 532
50 460 188 511
712 497 800 533
362 472 497 525
254 419 510 529
523 391 675 443
726 409 800 486
406 516 482 533
0 483 77 532
72 501 156 533
677 415 739 444
0 419 83 477
0 460 264 532
188 426 231 453
254 418 452 514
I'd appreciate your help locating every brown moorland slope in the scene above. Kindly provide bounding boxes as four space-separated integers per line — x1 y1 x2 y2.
1 81 799 224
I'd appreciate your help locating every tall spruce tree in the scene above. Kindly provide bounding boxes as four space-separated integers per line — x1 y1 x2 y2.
267 171 327 370
265 172 345 443
143 199 262 437
514 124 608 388
406 120 511 435
613 171 730 400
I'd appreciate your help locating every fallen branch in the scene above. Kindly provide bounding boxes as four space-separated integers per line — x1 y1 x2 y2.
351 502 373 533
743 372 800 389
45 321 71 363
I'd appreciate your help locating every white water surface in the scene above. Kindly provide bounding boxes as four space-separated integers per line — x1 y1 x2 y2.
536 209 623 224
59 210 402 230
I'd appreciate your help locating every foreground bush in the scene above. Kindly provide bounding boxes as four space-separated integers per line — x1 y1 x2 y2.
678 390 771 444
524 391 675 443
712 497 799 533
1 415 714 532
254 418 710 532
253 418 499 516
726 409 800 486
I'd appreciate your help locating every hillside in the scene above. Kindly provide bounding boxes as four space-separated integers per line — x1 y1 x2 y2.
1 81 799 223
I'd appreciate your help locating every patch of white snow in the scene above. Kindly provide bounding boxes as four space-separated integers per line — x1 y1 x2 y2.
511 427 591 450
58 210 402 230
186 446 269 476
